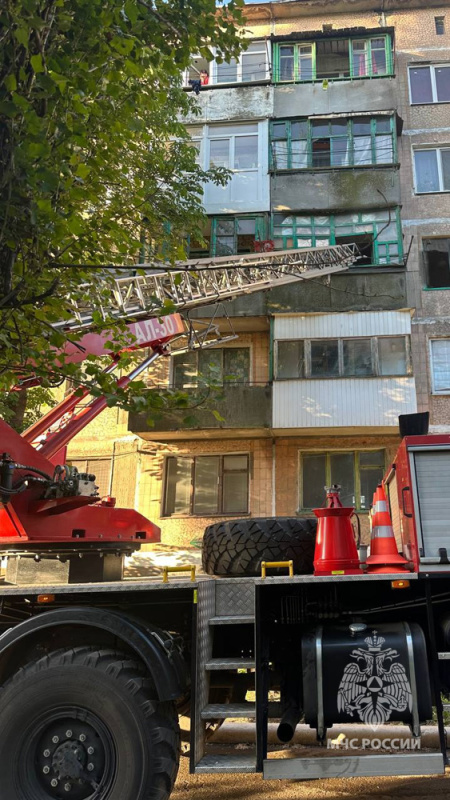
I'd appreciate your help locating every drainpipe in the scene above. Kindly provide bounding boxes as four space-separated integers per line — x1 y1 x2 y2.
272 438 276 516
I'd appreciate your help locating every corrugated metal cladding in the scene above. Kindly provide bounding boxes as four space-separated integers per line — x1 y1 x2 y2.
272 377 417 428
273 311 412 340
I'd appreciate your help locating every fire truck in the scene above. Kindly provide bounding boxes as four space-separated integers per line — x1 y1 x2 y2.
1 245 449 799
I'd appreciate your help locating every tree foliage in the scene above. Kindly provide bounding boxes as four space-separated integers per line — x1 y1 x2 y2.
0 0 245 423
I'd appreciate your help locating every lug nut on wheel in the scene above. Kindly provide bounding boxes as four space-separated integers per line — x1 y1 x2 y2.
87 746 94 754
43 749 50 757
43 766 50 774
64 783 72 792
51 778 58 787
87 763 94 772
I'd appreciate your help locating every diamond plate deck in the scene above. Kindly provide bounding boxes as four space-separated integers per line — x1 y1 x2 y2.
201 703 256 719
215 580 255 617
195 753 257 773
209 615 255 625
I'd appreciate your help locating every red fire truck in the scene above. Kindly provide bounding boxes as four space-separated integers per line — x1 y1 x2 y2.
0 246 449 800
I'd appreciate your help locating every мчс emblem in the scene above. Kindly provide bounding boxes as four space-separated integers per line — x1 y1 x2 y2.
337 630 413 729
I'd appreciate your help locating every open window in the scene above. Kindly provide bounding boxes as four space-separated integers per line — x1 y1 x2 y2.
316 39 350 80
424 238 450 288
335 232 374 264
184 55 210 88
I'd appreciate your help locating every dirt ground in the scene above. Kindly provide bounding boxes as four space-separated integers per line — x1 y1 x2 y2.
173 757 450 800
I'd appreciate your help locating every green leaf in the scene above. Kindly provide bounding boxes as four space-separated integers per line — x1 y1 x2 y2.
4 74 17 92
212 410 226 423
14 27 29 47
124 1 138 24
75 163 91 179
30 54 44 73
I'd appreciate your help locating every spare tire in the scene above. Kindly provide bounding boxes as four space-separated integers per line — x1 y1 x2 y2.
202 517 317 577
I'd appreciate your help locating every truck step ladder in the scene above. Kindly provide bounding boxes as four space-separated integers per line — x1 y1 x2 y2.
193 578 261 774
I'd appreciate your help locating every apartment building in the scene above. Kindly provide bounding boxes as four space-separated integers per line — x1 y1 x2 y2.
68 0 450 548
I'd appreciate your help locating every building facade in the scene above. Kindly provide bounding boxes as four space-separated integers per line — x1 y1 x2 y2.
68 0 450 548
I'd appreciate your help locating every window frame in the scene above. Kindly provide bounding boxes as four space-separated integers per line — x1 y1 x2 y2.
408 63 450 104
274 335 411 379
171 346 252 387
184 41 271 88
269 116 396 171
413 147 450 194
298 449 386 512
274 35 393 83
188 214 268 258
430 338 450 395
271 209 403 267
423 237 450 289
162 453 250 517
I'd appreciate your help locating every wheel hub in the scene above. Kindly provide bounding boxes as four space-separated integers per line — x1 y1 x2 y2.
32 710 112 799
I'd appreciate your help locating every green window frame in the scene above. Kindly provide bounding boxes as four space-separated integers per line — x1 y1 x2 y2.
189 215 267 258
271 209 403 267
274 35 393 83
269 116 396 170
299 450 386 512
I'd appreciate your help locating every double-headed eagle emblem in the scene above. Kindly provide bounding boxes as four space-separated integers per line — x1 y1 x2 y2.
337 630 413 729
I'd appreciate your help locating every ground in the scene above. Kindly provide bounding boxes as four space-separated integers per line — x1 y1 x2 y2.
173 758 450 800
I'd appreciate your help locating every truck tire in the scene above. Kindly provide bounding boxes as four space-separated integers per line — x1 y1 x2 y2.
202 517 317 577
0 646 180 800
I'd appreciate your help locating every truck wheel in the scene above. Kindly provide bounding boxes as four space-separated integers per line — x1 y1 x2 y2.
0 647 180 800
202 517 317 577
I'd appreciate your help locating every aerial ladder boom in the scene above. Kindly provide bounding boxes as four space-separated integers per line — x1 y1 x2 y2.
0 243 358 554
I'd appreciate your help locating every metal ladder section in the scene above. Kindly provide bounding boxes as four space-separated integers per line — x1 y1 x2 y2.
56 244 358 332
192 578 265 774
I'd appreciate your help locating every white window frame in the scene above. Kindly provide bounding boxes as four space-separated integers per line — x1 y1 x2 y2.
430 338 450 395
408 64 450 104
413 146 450 194
183 41 271 88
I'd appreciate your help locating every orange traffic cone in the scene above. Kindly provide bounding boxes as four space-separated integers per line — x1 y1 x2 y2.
365 484 410 574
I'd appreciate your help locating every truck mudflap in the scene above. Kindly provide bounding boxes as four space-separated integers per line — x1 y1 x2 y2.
0 606 188 701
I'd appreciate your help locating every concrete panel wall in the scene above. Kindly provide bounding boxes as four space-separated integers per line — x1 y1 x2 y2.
271 167 401 212
273 79 398 119
181 85 274 125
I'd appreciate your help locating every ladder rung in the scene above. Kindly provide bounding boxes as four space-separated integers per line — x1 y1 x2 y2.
209 616 255 626
438 653 450 659
205 658 255 671
202 703 256 719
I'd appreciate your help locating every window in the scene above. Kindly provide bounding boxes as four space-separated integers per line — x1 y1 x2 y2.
275 337 410 378
424 238 450 288
274 35 392 82
276 340 305 378
431 339 450 394
184 41 270 87
409 64 450 104
270 116 395 170
189 215 267 258
164 454 249 516
300 450 385 511
272 209 402 266
435 16 445 35
414 148 450 193
172 348 250 388
189 121 268 212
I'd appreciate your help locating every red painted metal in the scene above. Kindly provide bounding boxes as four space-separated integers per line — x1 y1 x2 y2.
313 487 362 576
0 314 185 550
384 433 450 572
0 419 161 547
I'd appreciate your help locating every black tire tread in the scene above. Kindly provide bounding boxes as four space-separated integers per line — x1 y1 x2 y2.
202 517 317 576
0 646 180 800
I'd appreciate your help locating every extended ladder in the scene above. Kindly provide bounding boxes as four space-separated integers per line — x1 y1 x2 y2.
57 244 358 332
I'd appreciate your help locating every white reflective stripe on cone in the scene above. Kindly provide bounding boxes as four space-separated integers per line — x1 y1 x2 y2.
372 526 395 538
373 501 388 513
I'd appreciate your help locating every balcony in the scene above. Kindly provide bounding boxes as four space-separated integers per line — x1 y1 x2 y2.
271 166 400 213
128 384 272 440
274 76 397 119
